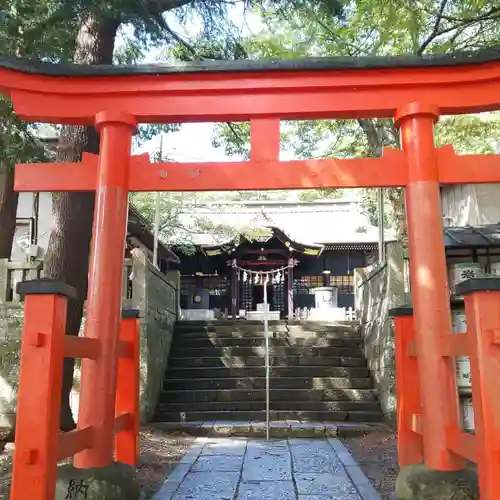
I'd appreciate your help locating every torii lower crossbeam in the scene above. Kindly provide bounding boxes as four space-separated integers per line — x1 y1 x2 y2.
14 146 500 192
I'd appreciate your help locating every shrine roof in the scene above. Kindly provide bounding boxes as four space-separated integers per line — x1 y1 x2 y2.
169 198 395 251
1 48 500 76
444 224 500 248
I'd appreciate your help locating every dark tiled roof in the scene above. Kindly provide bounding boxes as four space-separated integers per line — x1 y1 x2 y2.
1 48 500 76
444 224 500 248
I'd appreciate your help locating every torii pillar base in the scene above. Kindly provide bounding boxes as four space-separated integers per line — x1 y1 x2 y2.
395 464 479 500
56 462 140 500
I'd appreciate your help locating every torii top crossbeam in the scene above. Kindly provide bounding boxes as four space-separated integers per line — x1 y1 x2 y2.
2 48 500 124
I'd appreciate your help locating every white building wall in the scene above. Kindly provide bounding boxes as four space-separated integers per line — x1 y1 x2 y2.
11 192 53 261
441 184 500 227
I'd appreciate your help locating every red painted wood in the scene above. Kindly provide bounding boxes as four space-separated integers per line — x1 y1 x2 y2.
394 315 424 467
10 293 67 500
15 149 407 192
5 60 500 123
75 113 136 469
398 104 464 471
115 316 140 466
463 290 500 499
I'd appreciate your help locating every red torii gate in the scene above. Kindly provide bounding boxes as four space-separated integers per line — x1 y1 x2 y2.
2 51 500 499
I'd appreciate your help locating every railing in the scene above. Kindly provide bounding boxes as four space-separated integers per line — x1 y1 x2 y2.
2 258 135 306
0 260 43 302
10 279 140 499
390 277 500 500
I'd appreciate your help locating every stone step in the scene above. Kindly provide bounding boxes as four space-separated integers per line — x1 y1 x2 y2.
163 376 374 391
148 420 380 438
176 320 284 328
169 346 366 358
175 320 359 330
159 388 378 403
157 400 380 412
165 366 370 379
173 329 362 340
153 409 383 423
171 336 363 348
168 356 366 368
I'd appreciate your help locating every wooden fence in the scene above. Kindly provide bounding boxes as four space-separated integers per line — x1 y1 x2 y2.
1 258 134 305
0 260 43 303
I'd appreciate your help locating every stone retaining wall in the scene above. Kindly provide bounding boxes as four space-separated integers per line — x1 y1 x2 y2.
353 242 408 426
0 249 178 433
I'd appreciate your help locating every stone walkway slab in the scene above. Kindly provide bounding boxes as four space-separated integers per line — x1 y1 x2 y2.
152 437 382 500
150 420 382 438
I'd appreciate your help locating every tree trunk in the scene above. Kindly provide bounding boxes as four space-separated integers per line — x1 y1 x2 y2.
0 165 19 259
43 13 119 432
358 118 408 242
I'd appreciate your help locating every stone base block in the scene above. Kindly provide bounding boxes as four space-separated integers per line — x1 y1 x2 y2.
181 309 215 321
56 462 141 500
395 464 479 500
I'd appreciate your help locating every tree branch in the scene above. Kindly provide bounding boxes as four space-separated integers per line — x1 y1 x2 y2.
418 4 500 55
227 123 246 145
151 12 199 57
430 6 500 24
417 0 448 55
145 0 194 14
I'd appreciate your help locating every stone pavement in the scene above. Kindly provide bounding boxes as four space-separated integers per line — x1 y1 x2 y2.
150 421 383 438
151 437 381 500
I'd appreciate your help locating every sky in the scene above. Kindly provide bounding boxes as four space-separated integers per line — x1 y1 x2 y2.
126 3 266 164
134 122 240 162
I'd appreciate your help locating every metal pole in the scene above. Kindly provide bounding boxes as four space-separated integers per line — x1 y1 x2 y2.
153 135 163 269
377 188 385 263
263 275 270 440
153 192 160 269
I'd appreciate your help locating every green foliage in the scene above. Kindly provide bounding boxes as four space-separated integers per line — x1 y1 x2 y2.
436 114 500 154
0 1 81 171
0 1 79 61
212 0 500 239
135 124 181 145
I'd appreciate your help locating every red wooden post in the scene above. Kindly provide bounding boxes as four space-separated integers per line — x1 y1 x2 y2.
455 277 500 499
115 309 140 466
10 280 75 500
75 111 137 468
396 103 464 471
389 305 424 467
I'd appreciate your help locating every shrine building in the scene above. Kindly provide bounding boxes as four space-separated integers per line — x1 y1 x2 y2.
169 197 393 320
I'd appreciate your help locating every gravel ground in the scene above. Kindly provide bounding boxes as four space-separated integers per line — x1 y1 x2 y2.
138 429 194 498
0 429 194 500
341 427 398 500
0 444 13 500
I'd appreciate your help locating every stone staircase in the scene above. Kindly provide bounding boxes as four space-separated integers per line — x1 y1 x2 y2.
154 320 383 433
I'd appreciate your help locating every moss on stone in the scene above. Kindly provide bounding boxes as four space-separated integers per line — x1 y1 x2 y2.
56 462 140 500
396 464 479 500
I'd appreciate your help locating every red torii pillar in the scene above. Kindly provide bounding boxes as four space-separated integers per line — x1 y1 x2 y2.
76 111 137 468
396 103 464 471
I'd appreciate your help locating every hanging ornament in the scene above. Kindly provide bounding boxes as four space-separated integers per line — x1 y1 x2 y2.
243 271 248 283
254 273 260 285
276 271 281 283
